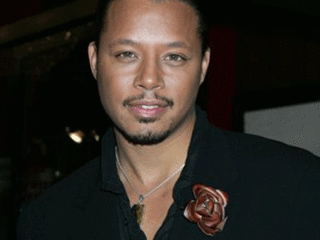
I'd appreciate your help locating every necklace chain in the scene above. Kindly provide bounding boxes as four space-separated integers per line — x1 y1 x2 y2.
115 147 185 204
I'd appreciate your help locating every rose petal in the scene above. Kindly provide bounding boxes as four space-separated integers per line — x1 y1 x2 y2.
202 214 222 227
192 184 229 207
198 221 220 236
207 189 227 206
193 184 213 199
196 207 211 217
216 217 228 232
205 197 215 211
216 189 229 207
183 200 202 222
213 203 223 216
195 195 218 217
195 195 207 207
186 184 229 236
195 196 208 211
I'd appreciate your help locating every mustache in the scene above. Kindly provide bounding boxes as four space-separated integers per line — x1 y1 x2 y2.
122 93 174 107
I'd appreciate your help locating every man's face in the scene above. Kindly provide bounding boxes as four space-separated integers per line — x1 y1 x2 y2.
88 0 210 144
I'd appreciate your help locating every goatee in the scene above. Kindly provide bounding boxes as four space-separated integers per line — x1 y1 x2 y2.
114 124 173 145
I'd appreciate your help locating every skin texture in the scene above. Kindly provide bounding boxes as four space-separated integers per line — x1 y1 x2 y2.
88 0 210 239
89 0 210 146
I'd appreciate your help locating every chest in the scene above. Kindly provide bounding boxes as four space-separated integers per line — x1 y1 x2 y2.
127 187 175 240
62 184 296 240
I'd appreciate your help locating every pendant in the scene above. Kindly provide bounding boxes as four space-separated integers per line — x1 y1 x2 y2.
131 203 144 225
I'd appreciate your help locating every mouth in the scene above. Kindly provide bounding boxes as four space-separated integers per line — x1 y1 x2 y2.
140 105 160 109
127 101 170 119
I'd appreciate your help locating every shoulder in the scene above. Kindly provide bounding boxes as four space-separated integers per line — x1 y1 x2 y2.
216 127 320 172
209 128 320 238
221 128 320 191
214 126 320 190
17 157 101 239
42 156 101 202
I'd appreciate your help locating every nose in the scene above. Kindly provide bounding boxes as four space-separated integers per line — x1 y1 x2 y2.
133 57 164 91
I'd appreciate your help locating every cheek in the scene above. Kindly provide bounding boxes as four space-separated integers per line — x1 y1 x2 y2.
97 78 123 116
97 67 129 104
169 69 201 104
97 81 112 114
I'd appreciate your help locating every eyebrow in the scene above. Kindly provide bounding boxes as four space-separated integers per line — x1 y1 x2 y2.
109 39 138 47
165 41 188 48
109 38 190 49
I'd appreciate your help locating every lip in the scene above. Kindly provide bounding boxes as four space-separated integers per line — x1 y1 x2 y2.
128 101 169 118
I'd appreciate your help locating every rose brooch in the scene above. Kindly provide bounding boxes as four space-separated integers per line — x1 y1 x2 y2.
183 183 229 236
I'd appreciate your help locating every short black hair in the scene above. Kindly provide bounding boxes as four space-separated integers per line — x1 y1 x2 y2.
94 0 209 55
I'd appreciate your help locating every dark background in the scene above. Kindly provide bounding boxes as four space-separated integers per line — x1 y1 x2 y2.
0 0 320 239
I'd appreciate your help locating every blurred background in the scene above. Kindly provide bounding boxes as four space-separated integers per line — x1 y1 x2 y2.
0 0 319 239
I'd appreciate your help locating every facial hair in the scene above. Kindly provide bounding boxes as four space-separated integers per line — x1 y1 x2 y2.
114 123 174 145
114 93 175 145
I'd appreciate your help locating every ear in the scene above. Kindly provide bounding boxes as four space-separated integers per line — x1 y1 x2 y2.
88 41 98 80
200 48 211 85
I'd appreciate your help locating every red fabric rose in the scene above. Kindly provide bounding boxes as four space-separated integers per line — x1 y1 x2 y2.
183 183 229 236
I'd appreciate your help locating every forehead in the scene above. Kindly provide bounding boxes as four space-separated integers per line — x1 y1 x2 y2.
101 0 200 47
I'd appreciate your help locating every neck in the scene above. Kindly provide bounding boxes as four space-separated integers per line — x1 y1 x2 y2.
114 113 195 188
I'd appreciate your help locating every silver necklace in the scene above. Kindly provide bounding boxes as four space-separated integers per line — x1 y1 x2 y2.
115 147 185 225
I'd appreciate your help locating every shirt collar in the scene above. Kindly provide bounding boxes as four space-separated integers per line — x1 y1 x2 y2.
176 106 238 209
100 128 124 194
99 108 203 196
99 106 237 203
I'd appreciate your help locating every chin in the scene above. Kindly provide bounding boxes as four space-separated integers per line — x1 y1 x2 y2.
113 108 194 145
116 126 173 145
114 118 176 145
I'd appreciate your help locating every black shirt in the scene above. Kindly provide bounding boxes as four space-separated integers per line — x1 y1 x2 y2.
17 107 320 239
99 116 196 240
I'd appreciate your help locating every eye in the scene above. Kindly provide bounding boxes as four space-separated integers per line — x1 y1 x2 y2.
164 53 188 67
165 54 186 62
115 51 137 62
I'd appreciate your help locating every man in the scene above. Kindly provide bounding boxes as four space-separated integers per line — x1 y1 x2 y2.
18 0 320 239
